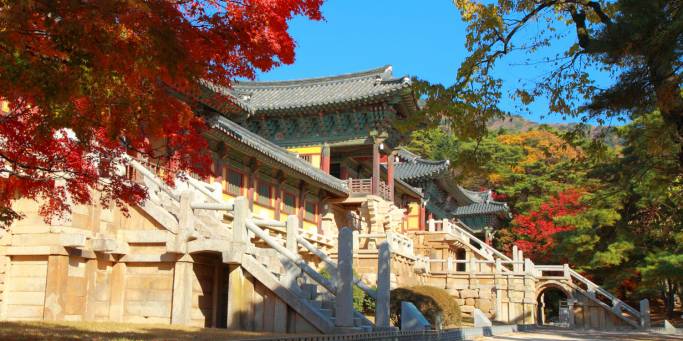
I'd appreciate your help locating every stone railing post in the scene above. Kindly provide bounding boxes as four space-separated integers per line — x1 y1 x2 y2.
512 245 519 272
428 218 435 232
563 264 570 279
376 241 391 329
517 250 524 272
524 258 534 275
469 257 477 274
447 257 453 274
170 191 194 325
232 197 249 244
640 299 651 329
495 258 502 274
336 227 354 327
226 196 249 330
283 215 302 291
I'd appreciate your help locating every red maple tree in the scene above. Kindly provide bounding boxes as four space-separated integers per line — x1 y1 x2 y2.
0 0 323 227
511 189 585 262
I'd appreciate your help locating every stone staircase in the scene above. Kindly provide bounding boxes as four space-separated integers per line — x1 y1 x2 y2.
425 218 649 329
126 158 375 333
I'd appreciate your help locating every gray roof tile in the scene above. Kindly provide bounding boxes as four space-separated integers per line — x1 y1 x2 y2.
452 202 508 216
207 66 417 114
393 148 450 182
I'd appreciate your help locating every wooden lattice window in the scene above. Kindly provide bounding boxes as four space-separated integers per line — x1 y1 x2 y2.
304 199 318 223
256 180 273 207
300 154 314 164
282 192 297 215
226 168 244 196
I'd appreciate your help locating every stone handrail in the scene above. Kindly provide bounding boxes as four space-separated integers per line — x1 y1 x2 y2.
568 269 642 321
244 219 338 295
297 236 378 300
124 156 180 201
357 231 415 259
427 218 511 262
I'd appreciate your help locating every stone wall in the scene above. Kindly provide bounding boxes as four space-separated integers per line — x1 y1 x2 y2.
0 198 323 333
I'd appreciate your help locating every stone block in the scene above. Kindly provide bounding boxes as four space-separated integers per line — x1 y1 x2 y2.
7 292 45 305
460 305 474 313
460 289 477 298
478 289 492 299
126 301 171 318
465 298 475 306
473 308 492 327
476 299 493 313
448 288 460 298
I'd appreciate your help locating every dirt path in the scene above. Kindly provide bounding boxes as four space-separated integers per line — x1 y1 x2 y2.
475 327 682 341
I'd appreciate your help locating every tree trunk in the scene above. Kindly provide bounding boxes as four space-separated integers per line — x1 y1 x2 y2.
650 57 683 170
665 279 676 319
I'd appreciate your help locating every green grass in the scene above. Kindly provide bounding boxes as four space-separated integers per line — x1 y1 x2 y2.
0 321 288 340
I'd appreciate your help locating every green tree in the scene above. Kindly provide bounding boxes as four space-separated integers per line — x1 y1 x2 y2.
421 0 683 168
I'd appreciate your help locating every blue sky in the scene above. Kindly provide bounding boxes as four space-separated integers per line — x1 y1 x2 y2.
255 0 603 124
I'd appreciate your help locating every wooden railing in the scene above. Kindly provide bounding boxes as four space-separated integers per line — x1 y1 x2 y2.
347 178 392 201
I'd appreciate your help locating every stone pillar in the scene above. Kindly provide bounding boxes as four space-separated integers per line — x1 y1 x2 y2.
567 299 576 328
372 142 380 196
109 261 126 322
640 299 651 329
428 218 435 232
283 215 301 290
387 150 395 200
226 196 250 330
226 264 246 330
43 254 69 321
171 255 193 325
321 142 331 174
376 242 391 328
335 227 354 327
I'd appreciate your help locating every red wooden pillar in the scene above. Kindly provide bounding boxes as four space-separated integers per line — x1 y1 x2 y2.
340 165 348 180
419 202 426 231
321 143 331 174
274 171 284 220
247 159 257 209
371 142 380 196
298 181 306 228
387 150 395 201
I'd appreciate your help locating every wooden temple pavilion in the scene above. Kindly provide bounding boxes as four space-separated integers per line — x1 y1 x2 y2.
0 65 644 333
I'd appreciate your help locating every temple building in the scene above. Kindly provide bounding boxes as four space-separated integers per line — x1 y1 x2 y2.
392 149 509 235
0 65 640 333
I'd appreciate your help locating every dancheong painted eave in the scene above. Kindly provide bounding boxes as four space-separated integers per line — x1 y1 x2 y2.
205 114 349 196
203 65 418 116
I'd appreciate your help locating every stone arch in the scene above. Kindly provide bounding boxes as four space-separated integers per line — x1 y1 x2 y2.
536 280 572 300
536 280 572 326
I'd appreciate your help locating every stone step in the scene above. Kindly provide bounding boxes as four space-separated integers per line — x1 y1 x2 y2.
300 283 318 300
318 308 333 318
321 299 336 311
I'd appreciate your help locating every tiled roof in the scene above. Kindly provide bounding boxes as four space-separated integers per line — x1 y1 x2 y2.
452 202 509 216
393 149 450 182
455 186 494 205
207 66 417 115
206 115 348 195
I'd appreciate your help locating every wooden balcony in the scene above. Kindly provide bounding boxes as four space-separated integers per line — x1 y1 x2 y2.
346 178 392 201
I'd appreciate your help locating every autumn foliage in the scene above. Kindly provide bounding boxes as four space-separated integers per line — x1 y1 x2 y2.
0 0 323 227
510 189 585 263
